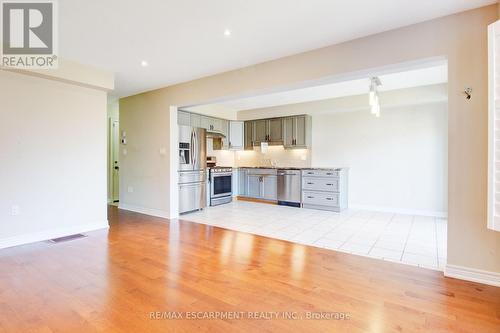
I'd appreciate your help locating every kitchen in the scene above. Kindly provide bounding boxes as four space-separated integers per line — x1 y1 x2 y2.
177 65 448 270
178 110 348 212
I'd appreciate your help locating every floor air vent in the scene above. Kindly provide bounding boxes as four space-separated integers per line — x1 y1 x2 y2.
48 234 87 243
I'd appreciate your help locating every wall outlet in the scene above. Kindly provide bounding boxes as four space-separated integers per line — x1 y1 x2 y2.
11 205 20 216
127 186 134 193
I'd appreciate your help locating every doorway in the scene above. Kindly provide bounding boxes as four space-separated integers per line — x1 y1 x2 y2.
108 99 120 204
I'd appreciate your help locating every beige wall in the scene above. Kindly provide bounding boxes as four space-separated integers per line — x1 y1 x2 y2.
311 103 447 216
0 69 110 248
120 5 500 274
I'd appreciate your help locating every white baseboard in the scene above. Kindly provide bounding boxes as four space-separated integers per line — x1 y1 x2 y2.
118 203 170 219
350 204 447 218
445 264 500 287
0 221 109 250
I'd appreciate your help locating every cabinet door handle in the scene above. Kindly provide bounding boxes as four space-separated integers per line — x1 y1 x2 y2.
307 182 313 185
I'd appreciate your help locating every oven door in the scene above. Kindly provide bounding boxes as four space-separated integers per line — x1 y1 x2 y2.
211 172 232 198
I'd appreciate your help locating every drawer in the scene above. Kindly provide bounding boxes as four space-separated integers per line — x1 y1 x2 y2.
302 177 339 192
247 168 277 176
178 170 206 184
302 169 339 178
302 191 339 207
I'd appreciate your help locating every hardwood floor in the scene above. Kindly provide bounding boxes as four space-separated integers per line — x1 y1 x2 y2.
0 207 499 332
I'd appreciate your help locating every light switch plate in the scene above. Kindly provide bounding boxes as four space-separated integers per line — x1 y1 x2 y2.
11 205 20 216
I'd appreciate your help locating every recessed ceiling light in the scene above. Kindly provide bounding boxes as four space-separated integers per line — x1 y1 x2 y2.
141 60 148 67
223 29 231 37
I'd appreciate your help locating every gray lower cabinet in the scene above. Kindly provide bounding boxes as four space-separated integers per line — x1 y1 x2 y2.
301 168 348 212
239 168 277 201
262 175 277 200
247 175 261 198
238 168 247 196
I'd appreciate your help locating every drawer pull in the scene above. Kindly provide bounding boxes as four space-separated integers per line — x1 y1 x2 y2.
307 196 314 199
326 197 334 201
307 182 314 185
326 183 334 186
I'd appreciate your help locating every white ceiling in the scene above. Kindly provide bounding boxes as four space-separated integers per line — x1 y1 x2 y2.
59 0 494 97
185 64 448 113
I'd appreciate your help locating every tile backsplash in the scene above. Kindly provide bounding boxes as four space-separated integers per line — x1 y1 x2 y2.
235 145 311 168
207 138 311 168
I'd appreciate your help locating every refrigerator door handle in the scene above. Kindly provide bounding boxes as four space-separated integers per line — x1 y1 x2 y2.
190 130 195 166
192 129 197 168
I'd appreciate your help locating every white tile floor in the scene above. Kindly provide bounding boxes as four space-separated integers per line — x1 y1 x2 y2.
182 201 447 271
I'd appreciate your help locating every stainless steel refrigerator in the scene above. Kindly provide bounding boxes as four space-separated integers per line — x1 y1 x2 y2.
178 125 207 214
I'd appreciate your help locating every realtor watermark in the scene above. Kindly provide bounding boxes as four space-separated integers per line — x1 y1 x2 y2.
1 0 58 68
149 311 351 321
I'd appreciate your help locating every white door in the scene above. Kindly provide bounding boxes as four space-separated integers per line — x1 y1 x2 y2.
229 121 244 150
111 120 120 202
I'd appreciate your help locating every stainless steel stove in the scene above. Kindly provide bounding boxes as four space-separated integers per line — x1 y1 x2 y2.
209 167 233 206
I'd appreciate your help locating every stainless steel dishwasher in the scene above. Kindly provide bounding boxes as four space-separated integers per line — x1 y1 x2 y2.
277 169 301 207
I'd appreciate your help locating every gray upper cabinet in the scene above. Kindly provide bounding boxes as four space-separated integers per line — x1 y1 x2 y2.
283 117 294 147
200 115 211 130
200 116 228 135
190 113 201 128
268 118 283 144
244 121 254 150
245 118 284 147
213 118 224 133
178 110 191 126
294 115 307 147
283 115 311 149
253 119 268 145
